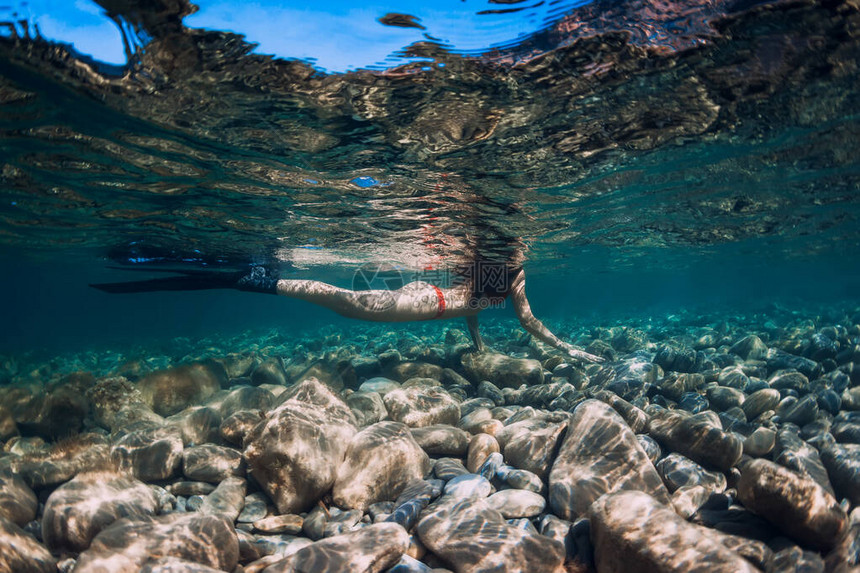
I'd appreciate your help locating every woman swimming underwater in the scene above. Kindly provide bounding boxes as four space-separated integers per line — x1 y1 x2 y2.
92 258 603 363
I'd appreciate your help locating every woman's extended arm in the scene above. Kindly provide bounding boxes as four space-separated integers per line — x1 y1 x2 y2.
509 270 603 363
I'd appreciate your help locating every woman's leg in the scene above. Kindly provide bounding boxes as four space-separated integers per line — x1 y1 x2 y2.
276 279 439 322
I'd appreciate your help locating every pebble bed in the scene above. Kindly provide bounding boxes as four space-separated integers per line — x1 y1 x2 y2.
0 305 858 573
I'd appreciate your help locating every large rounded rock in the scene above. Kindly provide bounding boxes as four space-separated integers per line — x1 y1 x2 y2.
466 433 500 474
86 376 151 431
383 386 460 428
42 471 159 553
217 386 275 418
773 427 834 495
168 406 222 446
244 379 356 514
741 388 780 420
333 421 431 511
0 471 37 526
182 444 245 483
417 496 565 573
0 515 55 573
262 522 409 573
111 426 184 482
74 513 239 573
590 491 758 573
460 352 543 388
346 391 388 427
549 400 670 520
737 459 847 551
501 417 568 480
730 335 768 360
485 489 546 518
647 408 742 472
251 357 288 386
410 424 470 456
137 361 227 417
198 477 246 522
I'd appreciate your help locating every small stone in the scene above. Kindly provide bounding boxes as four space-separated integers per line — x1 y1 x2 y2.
254 514 303 535
768 369 809 392
433 458 469 481
477 381 505 406
672 485 713 519
499 416 568 480
168 406 222 447
167 481 216 496
443 474 492 499
302 504 328 540
743 427 776 457
742 389 781 420
636 434 661 464
216 386 274 418
592 390 648 433
477 451 504 480
465 433 500 473
707 386 745 411
773 427 834 495
323 508 363 537
655 453 726 493
244 379 356 514
485 489 546 518
237 493 269 523
497 466 543 493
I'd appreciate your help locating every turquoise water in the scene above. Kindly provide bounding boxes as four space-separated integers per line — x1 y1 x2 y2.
0 0 858 350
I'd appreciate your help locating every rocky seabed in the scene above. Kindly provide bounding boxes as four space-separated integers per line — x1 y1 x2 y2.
0 307 859 573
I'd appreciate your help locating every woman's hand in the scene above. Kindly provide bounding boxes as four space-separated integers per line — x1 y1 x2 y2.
566 345 605 363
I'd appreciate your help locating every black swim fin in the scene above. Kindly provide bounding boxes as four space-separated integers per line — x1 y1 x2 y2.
90 266 280 294
90 270 244 293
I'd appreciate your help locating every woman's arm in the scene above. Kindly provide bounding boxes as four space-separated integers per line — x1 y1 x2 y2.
510 270 604 363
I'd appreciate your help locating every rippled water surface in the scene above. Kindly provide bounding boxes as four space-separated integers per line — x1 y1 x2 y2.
1 0 859 349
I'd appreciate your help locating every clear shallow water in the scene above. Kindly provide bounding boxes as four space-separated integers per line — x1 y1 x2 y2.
0 0 858 352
